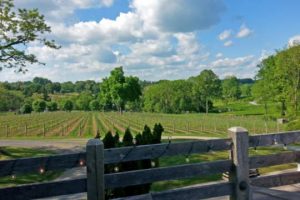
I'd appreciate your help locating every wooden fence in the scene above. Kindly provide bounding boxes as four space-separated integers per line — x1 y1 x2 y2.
0 127 300 200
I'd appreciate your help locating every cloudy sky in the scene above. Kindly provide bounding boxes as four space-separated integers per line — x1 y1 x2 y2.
2 0 300 82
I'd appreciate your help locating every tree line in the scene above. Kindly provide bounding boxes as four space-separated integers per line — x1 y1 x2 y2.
252 45 300 117
0 67 253 114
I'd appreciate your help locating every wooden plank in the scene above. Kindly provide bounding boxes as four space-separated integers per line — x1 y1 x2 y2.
113 182 232 200
0 178 86 200
249 151 300 169
86 139 105 200
104 138 232 164
104 160 231 189
249 130 300 147
0 152 86 177
228 127 251 200
251 171 300 188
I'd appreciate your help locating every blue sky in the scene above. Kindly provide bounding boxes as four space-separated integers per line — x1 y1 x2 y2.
2 0 300 82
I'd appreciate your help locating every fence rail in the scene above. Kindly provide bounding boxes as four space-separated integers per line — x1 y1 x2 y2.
0 128 300 200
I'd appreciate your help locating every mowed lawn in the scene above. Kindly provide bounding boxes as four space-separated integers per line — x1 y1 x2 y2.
0 147 62 188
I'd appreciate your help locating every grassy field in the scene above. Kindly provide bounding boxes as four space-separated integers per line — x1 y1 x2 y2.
0 102 296 191
152 145 296 191
0 147 61 188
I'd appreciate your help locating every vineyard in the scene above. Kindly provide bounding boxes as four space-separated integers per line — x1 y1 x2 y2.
0 111 283 138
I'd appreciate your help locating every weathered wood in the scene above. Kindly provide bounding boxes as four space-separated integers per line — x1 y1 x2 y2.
113 182 233 200
104 160 231 189
0 178 86 200
0 152 86 177
228 127 251 200
249 151 300 169
251 171 300 188
104 138 232 164
86 139 104 200
249 130 300 147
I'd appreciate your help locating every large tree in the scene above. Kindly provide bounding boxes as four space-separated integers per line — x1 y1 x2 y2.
193 70 221 114
222 76 241 103
0 0 59 72
99 67 141 113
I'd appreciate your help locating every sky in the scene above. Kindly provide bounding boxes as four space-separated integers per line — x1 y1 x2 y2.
1 0 300 82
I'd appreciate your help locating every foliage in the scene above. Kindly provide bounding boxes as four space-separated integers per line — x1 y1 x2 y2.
89 100 100 111
0 86 24 111
99 67 141 112
152 123 164 144
0 0 59 72
123 128 133 146
32 100 46 112
222 76 241 101
20 103 32 114
101 124 164 198
46 101 58 111
143 80 208 113
253 45 300 116
75 91 93 111
63 100 73 112
192 70 221 114
103 131 116 149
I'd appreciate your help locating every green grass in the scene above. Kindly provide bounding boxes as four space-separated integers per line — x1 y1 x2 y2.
151 145 296 191
0 147 62 188
214 100 280 116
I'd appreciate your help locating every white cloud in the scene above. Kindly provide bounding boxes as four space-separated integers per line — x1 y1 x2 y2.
236 24 253 38
288 35 300 47
216 53 223 58
224 40 233 47
132 0 226 33
3 0 231 82
101 0 115 7
218 30 232 41
211 55 255 68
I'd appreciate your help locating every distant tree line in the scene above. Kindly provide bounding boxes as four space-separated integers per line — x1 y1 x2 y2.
0 66 253 114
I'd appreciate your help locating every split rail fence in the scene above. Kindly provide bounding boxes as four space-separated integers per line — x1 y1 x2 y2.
0 127 300 199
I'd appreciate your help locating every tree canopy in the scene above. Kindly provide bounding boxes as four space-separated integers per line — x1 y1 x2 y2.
0 0 59 72
99 67 141 112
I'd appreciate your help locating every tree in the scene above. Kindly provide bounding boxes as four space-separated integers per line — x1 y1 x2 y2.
47 101 58 111
32 100 46 112
142 125 152 145
254 55 287 116
103 131 116 149
99 67 141 113
152 123 164 144
63 100 73 112
193 70 221 114
0 0 59 72
76 91 93 111
89 100 100 111
240 84 252 98
143 80 198 113
0 86 24 111
222 76 241 103
123 128 133 146
20 103 32 114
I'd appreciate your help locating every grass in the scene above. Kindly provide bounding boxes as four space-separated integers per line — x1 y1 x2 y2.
0 147 62 188
151 145 297 191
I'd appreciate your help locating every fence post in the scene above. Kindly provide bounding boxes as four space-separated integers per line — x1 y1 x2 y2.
86 139 105 200
228 127 252 200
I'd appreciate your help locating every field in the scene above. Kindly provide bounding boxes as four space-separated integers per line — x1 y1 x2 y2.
0 109 297 192
0 111 284 138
